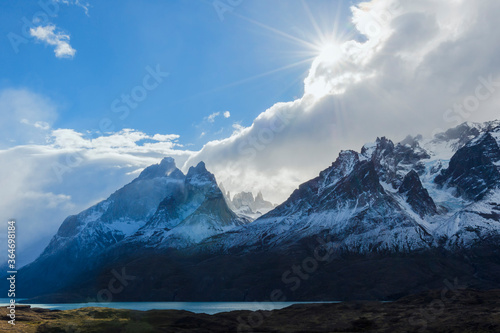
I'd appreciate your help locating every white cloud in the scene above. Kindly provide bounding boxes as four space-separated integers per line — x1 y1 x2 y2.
48 128 186 157
183 0 500 203
30 24 76 58
54 0 91 15
231 122 245 134
152 134 180 142
206 112 220 123
205 111 231 123
0 89 57 148
0 120 193 266
34 121 51 130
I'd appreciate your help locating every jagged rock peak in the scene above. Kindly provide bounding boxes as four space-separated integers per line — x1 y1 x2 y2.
344 160 384 193
337 150 360 166
160 156 176 167
186 161 217 184
338 149 359 162
376 136 395 149
227 190 275 217
399 170 438 217
468 130 500 153
398 170 421 193
434 122 481 142
319 150 360 185
136 157 181 180
187 161 208 175
360 137 395 159
431 121 500 151
233 191 254 202
435 128 500 201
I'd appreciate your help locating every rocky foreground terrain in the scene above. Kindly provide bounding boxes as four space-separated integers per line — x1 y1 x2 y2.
2 289 500 332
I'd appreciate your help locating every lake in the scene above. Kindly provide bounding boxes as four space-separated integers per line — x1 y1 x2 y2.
0 299 338 315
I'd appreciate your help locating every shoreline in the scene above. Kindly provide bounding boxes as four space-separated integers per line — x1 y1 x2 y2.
0 300 341 314
1 289 499 332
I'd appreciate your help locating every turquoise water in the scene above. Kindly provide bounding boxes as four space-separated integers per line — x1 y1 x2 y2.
0 299 338 315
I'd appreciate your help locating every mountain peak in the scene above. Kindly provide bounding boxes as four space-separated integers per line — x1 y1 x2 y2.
438 122 481 140
160 156 176 168
136 157 180 181
361 137 395 160
375 136 395 154
338 149 359 161
186 161 217 186
187 161 208 175
435 128 500 201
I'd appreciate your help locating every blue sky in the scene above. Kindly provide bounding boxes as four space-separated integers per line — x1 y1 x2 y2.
2 0 500 266
1 0 355 148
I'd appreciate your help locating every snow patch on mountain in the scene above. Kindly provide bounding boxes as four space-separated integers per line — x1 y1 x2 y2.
116 162 249 250
200 121 500 254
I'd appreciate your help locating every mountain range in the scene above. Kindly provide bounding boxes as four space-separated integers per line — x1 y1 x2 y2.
17 120 500 302
220 184 275 220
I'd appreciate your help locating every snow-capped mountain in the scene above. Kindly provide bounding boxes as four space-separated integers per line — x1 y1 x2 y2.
117 162 248 249
220 185 275 220
201 120 500 254
17 157 184 294
17 158 246 296
40 157 184 257
204 150 435 253
17 120 500 301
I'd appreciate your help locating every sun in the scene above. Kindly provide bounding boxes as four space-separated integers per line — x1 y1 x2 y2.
316 41 344 65
200 1 352 96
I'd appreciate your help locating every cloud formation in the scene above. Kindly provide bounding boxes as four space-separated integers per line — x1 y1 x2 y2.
54 0 91 15
205 111 231 123
30 24 76 58
206 112 221 123
0 101 192 265
0 89 57 147
183 0 500 203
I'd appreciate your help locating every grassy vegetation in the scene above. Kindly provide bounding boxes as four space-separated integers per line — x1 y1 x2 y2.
1 289 500 332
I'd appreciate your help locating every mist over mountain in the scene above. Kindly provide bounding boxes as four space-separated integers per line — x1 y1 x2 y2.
219 184 276 220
